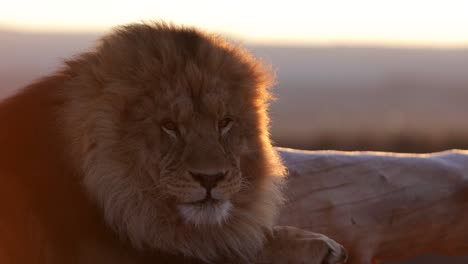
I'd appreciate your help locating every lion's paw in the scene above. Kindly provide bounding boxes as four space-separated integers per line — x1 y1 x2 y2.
257 226 347 264
321 237 347 264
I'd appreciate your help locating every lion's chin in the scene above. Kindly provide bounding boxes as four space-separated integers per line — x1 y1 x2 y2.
177 200 232 226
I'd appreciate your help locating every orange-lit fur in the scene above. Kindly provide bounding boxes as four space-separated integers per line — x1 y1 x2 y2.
0 23 286 263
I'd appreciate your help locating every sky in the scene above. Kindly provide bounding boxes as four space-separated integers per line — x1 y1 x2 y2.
1 0 468 47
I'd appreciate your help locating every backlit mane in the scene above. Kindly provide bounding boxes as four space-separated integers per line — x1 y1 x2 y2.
59 22 286 262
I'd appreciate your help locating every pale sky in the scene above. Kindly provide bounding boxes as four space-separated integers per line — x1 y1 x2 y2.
1 0 468 47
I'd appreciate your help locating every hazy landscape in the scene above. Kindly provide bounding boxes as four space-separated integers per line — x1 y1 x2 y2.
2 30 468 154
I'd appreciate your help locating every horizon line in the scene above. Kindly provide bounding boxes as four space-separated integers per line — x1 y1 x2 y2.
2 25 468 50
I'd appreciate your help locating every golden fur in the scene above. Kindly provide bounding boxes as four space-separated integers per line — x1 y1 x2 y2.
0 22 286 263
62 22 286 262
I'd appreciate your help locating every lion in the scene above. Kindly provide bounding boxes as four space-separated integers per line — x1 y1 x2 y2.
0 22 347 264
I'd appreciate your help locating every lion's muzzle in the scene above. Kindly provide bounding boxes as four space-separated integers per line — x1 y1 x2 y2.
189 170 226 191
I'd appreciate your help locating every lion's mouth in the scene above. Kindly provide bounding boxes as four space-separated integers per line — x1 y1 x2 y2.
177 199 233 226
185 194 221 205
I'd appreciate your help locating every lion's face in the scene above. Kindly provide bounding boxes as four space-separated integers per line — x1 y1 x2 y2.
62 23 285 262
139 74 252 226
156 99 243 225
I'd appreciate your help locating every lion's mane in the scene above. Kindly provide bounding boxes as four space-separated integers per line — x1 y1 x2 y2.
0 22 285 263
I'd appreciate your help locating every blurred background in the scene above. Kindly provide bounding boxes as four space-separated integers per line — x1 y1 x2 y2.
1 1 467 263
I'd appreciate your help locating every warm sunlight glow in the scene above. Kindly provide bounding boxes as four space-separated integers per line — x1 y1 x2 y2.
1 0 468 47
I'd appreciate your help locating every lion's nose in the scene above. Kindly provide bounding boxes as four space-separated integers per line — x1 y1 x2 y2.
189 171 226 190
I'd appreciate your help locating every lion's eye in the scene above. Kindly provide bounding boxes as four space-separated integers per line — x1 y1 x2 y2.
161 120 178 137
218 117 233 134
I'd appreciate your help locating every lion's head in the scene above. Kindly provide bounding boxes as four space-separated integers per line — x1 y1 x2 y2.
61 22 285 262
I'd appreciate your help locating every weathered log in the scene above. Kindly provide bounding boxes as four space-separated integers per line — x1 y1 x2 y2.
276 147 468 264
